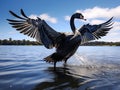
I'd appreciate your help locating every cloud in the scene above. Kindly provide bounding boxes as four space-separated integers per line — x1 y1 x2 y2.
29 13 57 24
64 15 71 21
65 6 120 21
76 6 120 19
29 14 37 19
8 30 18 34
90 19 105 24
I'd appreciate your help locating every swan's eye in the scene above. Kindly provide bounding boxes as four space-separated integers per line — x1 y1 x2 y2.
80 15 84 19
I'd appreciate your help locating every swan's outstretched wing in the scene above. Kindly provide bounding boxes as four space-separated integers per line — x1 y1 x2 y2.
7 9 62 49
79 17 113 44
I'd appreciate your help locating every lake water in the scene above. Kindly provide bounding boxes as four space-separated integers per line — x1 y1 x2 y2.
0 46 120 90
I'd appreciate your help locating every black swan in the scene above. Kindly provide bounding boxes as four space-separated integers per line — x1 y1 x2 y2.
7 9 113 69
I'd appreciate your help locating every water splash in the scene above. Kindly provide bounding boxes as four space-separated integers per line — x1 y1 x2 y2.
74 52 90 65
68 52 97 69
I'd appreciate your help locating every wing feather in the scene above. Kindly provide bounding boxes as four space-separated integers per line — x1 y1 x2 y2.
9 11 26 20
7 9 61 49
79 17 113 44
7 19 25 22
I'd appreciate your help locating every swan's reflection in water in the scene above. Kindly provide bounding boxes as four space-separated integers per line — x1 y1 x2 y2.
33 65 98 90
33 64 120 90
34 67 81 90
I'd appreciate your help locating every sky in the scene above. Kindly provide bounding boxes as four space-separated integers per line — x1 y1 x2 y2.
0 0 120 42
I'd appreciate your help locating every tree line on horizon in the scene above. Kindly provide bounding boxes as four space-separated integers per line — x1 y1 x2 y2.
0 38 41 45
0 38 120 46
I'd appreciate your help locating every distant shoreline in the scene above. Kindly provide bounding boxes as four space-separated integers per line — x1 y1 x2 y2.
0 38 120 46
81 41 120 46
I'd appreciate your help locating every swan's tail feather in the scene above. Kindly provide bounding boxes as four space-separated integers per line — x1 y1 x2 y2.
44 53 63 63
44 54 54 63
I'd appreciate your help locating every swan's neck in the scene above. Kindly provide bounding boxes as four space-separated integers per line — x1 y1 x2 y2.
70 15 76 33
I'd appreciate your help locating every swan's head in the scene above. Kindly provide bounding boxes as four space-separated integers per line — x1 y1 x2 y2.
73 13 86 21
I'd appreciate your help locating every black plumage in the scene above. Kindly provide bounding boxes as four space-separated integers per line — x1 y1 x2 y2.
7 9 113 69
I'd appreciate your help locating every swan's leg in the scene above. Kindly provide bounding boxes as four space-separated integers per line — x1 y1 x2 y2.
64 58 68 64
64 59 68 66
64 60 67 64
54 61 56 70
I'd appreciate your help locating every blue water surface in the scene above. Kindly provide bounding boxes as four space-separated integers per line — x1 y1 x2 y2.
0 46 120 90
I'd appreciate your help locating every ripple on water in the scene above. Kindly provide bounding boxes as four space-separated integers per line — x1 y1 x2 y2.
0 46 120 90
